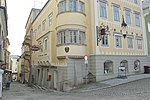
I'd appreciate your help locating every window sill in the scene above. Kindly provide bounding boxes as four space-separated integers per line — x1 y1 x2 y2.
56 43 87 47
115 47 123 49
57 11 86 17
100 16 107 20
101 45 109 48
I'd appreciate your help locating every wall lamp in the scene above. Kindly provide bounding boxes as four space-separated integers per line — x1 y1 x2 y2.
96 23 109 46
121 15 127 39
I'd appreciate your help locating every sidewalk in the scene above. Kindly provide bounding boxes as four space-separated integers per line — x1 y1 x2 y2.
72 73 150 92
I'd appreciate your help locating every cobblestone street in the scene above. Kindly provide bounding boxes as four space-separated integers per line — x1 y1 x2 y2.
2 78 150 100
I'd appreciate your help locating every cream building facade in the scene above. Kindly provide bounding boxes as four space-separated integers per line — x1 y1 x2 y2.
23 8 41 83
90 0 148 81
25 0 148 91
0 0 9 68
0 0 11 73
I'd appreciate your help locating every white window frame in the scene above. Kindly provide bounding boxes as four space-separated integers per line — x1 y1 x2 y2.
114 34 122 48
44 38 48 50
58 0 85 13
127 37 133 49
32 29 37 39
58 0 66 13
42 19 46 31
136 39 142 49
78 1 84 12
68 0 77 11
38 41 43 52
134 13 140 27
57 29 86 45
125 9 131 25
48 13 53 26
38 25 41 34
100 1 107 18
101 34 109 47
113 5 120 22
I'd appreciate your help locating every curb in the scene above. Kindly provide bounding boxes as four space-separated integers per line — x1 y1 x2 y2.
79 76 150 93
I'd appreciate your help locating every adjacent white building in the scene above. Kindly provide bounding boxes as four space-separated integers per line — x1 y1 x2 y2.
10 55 19 80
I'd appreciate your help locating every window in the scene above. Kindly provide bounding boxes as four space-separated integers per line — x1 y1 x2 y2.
134 0 138 4
80 31 86 44
79 1 84 12
68 0 77 11
137 39 142 49
38 25 41 34
57 33 61 44
58 0 66 13
44 38 48 50
100 1 107 18
113 5 120 21
62 31 66 44
134 60 140 71
125 9 131 25
70 30 77 43
101 35 109 46
42 19 46 31
104 61 113 74
57 30 86 45
115 35 122 48
48 13 53 26
39 42 43 52
135 13 140 27
58 0 85 13
32 29 37 39
127 37 133 48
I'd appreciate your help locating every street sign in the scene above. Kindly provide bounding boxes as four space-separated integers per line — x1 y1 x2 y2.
84 55 88 64
84 55 88 61
31 45 40 51
85 60 88 64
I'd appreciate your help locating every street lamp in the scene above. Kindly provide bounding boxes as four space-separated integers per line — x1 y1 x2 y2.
96 23 109 46
121 15 127 39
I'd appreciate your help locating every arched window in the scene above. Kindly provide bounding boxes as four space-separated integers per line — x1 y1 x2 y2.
120 60 128 73
104 60 113 74
134 60 140 71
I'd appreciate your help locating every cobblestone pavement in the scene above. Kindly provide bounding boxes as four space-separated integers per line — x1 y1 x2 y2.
3 78 150 100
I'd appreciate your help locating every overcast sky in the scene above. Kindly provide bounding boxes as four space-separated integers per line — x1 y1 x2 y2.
7 0 144 56
7 0 47 55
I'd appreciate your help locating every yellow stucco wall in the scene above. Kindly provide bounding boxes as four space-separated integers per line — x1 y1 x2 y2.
95 0 145 55
27 0 145 67
31 0 91 66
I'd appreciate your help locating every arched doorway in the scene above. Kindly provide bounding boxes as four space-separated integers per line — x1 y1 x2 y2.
104 60 113 74
134 60 140 72
120 60 128 73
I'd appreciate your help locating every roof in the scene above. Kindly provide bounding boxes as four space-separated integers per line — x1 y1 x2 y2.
32 0 51 24
25 8 41 29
